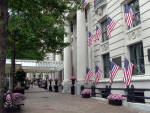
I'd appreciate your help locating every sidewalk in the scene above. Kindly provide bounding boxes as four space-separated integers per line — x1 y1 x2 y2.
22 86 148 113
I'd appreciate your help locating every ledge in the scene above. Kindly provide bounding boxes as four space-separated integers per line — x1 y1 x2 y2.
93 97 150 112
125 25 141 34
94 0 107 10
98 75 150 83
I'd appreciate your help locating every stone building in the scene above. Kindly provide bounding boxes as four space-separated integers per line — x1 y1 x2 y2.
63 0 150 103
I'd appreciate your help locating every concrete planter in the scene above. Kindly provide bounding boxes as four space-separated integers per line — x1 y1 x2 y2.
82 94 91 98
108 100 122 106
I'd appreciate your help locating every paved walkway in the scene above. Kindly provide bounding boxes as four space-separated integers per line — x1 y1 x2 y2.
22 86 148 113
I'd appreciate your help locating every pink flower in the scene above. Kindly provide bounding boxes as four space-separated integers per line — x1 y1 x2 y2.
49 78 53 81
6 94 11 101
13 93 25 100
81 89 91 94
107 94 124 100
70 76 76 80
54 78 58 81
15 86 24 90
6 93 25 101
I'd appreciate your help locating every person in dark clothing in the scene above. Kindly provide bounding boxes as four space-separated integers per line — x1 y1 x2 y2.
44 81 47 89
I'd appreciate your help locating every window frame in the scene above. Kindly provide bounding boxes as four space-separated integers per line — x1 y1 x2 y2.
129 42 145 75
101 20 108 42
103 53 110 78
125 0 141 30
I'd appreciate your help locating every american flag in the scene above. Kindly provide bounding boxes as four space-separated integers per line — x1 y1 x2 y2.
123 58 133 86
94 66 102 84
95 26 102 42
85 68 93 84
88 32 94 46
82 0 88 8
109 61 119 85
125 4 134 27
107 17 116 38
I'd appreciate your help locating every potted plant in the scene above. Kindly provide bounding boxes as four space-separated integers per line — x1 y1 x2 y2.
14 86 25 94
13 93 25 100
107 94 124 106
15 69 26 88
81 89 91 98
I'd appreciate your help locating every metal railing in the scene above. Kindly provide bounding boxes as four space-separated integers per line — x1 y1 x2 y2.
81 85 150 103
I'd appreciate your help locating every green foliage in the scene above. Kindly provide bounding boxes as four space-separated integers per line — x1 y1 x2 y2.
6 0 81 60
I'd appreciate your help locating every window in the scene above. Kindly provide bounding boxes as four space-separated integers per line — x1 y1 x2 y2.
112 56 122 68
101 20 108 42
130 42 145 75
127 0 141 29
103 53 110 78
94 0 105 8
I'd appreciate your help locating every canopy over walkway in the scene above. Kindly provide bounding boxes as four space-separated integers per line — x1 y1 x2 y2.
6 59 63 73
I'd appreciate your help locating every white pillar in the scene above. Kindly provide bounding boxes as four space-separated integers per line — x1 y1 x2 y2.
77 10 88 81
76 10 88 94
36 73 39 79
62 21 72 93
55 54 62 62
46 53 55 61
51 53 55 61
50 72 52 79
63 21 72 82
55 54 62 80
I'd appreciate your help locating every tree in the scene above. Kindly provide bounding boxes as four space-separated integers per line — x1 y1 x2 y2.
7 0 81 59
0 0 8 112
7 0 75 92
7 0 81 93
0 0 82 112
15 69 26 87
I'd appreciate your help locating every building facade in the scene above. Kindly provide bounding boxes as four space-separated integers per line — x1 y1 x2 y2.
63 0 150 103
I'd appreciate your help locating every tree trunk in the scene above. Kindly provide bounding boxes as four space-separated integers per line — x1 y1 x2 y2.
10 31 16 93
0 0 8 113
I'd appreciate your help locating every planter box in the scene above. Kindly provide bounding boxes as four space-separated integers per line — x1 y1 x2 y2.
13 89 24 94
108 100 122 106
71 85 75 95
82 94 91 98
54 85 58 92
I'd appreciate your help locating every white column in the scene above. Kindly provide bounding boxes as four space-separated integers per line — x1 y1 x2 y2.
55 54 62 62
77 10 88 81
51 53 55 61
55 54 62 80
50 72 52 79
62 21 72 93
63 21 72 82
45 53 55 61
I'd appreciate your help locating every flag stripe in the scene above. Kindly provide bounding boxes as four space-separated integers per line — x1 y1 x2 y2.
88 32 94 46
109 62 119 85
82 0 88 8
85 68 93 84
107 17 116 38
95 26 102 42
94 66 102 84
125 4 133 27
123 58 133 86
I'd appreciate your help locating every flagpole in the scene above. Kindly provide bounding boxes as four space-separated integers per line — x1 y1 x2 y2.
124 57 144 75
132 63 144 74
111 59 144 74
